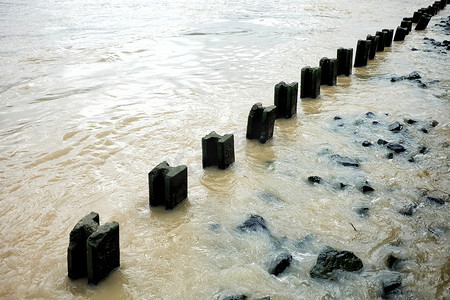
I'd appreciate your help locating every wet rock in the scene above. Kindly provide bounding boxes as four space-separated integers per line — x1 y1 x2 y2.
238 215 269 233
308 176 322 184
387 143 406 153
258 191 282 203
223 295 247 300
356 207 370 217
381 273 402 298
310 247 363 280
362 141 373 147
359 181 374 194
411 47 419 51
333 116 342 120
268 252 292 276
408 157 415 163
431 120 439 127
377 139 388 145
426 196 445 206
406 71 421 80
428 225 447 237
365 111 375 118
419 147 427 154
405 119 417 124
372 121 380 125
388 122 402 132
330 154 360 167
387 153 394 159
399 203 418 216
421 128 429 133
386 254 402 270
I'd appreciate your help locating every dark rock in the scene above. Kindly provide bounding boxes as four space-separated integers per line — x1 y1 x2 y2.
372 121 380 125
356 207 369 217
223 295 247 300
408 157 415 163
331 154 360 167
308 176 323 184
365 111 375 118
238 215 269 233
268 252 292 276
406 71 421 80
67 212 100 280
421 128 429 133
377 139 388 145
431 120 439 127
386 255 401 270
338 182 348 190
381 273 402 298
387 153 394 159
310 247 363 280
419 147 427 154
405 119 417 124
411 47 419 51
333 116 342 120
390 76 404 82
87 222 120 285
426 196 445 205
387 143 406 153
360 181 374 194
388 122 403 132
362 141 373 147
399 204 418 216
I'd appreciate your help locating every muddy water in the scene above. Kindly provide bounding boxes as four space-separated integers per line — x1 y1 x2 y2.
0 0 449 299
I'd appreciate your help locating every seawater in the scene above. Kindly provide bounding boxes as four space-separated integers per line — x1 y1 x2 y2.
0 0 449 299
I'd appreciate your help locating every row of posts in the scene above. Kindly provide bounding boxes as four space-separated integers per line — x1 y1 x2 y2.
67 0 447 286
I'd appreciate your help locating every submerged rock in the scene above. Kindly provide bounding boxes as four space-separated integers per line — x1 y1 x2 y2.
426 196 445 206
386 254 403 270
359 181 374 194
308 176 323 184
387 143 406 153
223 295 247 300
381 273 402 298
310 247 363 279
330 154 360 167
362 141 373 147
356 207 370 217
377 139 389 145
388 122 403 132
238 215 269 233
268 252 292 276
399 203 418 216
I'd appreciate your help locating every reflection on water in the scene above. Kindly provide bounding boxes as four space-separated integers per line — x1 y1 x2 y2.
0 0 449 299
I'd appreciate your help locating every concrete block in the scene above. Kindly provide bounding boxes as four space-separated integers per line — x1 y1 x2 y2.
202 131 235 169
274 81 298 118
300 66 321 98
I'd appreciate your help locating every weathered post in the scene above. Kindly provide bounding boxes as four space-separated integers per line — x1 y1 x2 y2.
336 48 353 76
415 14 432 30
246 103 277 143
382 29 394 47
412 11 422 23
354 40 371 67
148 161 188 210
319 58 338 86
394 26 408 41
366 35 379 59
274 81 298 118
87 222 120 285
375 31 386 51
401 19 412 33
67 212 100 279
300 66 321 98
202 131 235 169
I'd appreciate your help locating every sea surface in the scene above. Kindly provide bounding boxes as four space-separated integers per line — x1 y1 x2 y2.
0 0 449 299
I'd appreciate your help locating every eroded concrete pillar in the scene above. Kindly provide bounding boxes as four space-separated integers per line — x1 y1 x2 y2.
202 131 235 169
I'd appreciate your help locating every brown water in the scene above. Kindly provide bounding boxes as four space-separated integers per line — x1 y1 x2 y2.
0 0 449 299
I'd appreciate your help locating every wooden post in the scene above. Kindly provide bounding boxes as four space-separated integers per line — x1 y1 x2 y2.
382 29 394 47
319 58 338 86
366 35 379 59
401 19 412 33
354 40 371 67
67 212 99 280
394 27 408 41
336 48 353 76
87 222 120 285
300 66 321 98
375 31 386 51
246 103 277 143
202 131 235 169
415 14 432 30
148 161 188 210
274 81 298 118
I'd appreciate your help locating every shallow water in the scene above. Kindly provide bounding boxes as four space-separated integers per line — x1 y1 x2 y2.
0 0 449 299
